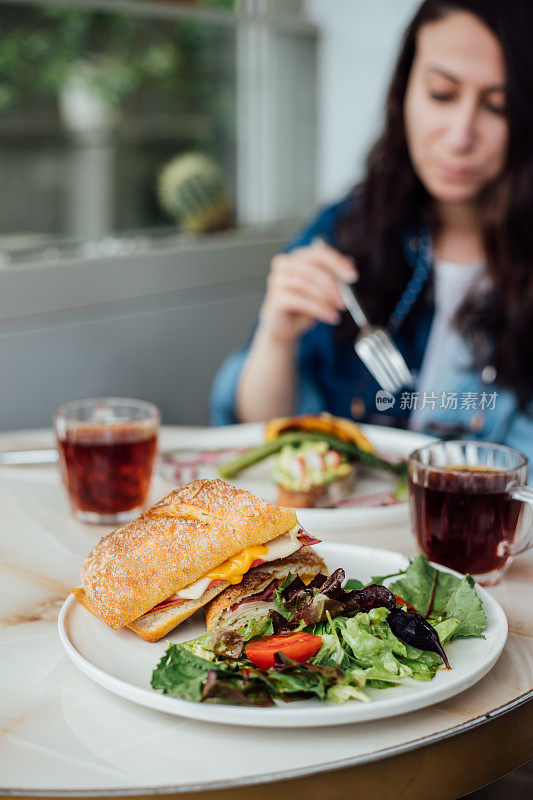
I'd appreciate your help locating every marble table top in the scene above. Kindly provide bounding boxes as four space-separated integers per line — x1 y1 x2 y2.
1 427 532 796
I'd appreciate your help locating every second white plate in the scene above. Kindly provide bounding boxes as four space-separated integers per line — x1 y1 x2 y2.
58 543 508 728
159 423 436 529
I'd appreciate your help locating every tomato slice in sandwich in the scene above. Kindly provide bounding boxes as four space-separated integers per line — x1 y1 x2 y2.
245 632 322 670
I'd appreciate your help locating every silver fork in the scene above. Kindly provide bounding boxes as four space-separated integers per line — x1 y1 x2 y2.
312 237 413 394
337 282 414 394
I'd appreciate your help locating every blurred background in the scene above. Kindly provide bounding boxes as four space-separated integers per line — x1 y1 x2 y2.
0 0 425 431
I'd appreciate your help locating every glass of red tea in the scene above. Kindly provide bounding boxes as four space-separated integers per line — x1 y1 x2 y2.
408 441 533 585
55 397 159 524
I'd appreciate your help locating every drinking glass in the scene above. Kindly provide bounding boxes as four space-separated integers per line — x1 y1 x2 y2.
408 440 533 585
55 397 159 524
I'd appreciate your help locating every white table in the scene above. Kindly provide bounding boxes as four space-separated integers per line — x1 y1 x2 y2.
1 427 532 800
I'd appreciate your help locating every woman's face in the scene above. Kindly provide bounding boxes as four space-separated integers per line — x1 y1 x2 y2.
404 11 508 205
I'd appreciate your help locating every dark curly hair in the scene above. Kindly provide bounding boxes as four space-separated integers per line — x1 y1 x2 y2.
336 0 533 409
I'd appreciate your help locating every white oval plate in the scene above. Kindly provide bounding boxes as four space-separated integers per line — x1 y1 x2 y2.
58 543 507 728
158 423 436 529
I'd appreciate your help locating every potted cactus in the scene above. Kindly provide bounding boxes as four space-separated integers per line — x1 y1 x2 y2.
157 152 233 233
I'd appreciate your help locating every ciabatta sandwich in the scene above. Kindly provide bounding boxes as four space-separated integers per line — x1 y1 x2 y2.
72 478 319 642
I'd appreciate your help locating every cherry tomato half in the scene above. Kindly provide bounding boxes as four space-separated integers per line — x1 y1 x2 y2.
393 594 418 613
244 632 322 670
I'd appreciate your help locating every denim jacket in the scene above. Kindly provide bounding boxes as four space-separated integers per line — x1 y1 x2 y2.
210 196 533 469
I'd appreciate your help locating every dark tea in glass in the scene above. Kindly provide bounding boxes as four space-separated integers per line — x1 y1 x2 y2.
55 398 159 524
408 442 533 585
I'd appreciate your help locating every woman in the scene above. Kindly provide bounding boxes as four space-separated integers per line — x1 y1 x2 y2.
210 0 533 461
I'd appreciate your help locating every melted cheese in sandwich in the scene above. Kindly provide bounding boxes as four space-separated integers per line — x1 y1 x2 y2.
173 525 301 601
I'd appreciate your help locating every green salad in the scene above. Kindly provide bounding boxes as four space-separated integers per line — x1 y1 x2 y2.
151 555 486 707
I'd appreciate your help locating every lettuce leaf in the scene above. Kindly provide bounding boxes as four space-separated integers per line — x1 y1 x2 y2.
344 578 364 591
272 588 293 620
432 617 460 644
256 659 336 701
389 556 437 616
312 630 351 669
179 632 217 662
389 555 486 639
363 659 407 686
151 645 216 701
400 649 441 681
152 644 274 706
327 683 369 704
440 575 486 638
237 616 274 642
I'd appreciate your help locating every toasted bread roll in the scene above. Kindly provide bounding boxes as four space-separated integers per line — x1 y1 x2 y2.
127 581 231 642
80 479 297 630
73 582 230 642
205 547 327 631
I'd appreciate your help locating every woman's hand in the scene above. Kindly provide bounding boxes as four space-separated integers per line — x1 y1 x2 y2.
258 242 358 344
236 242 357 421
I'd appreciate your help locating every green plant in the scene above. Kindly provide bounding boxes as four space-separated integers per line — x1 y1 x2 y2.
0 1 234 113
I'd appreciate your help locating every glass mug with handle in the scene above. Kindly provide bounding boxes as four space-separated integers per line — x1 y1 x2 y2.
408 441 533 585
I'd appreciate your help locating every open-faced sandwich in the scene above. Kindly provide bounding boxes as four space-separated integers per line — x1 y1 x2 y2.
219 412 407 508
72 478 323 642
